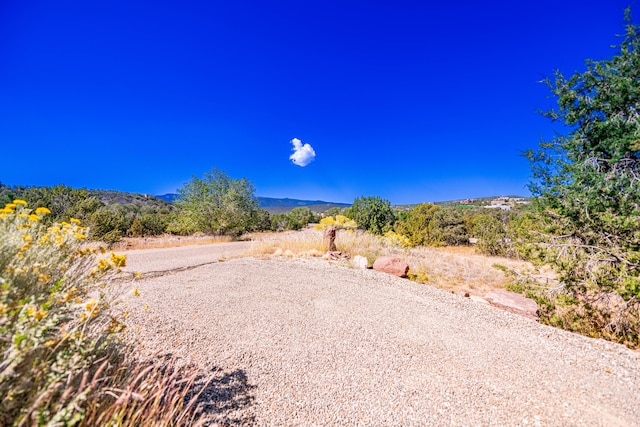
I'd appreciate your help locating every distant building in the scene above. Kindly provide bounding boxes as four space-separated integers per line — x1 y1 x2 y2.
483 204 511 210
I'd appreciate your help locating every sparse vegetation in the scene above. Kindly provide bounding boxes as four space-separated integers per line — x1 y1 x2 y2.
0 200 207 425
245 227 530 295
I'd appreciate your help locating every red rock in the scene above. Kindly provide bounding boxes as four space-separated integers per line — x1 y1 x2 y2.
372 256 409 278
484 291 538 320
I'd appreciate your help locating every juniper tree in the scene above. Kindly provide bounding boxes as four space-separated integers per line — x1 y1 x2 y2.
525 10 640 346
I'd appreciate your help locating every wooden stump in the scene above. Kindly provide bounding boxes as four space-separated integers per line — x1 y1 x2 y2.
323 226 337 252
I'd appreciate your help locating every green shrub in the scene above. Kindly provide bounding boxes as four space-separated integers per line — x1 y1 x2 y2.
394 204 468 247
139 212 169 236
172 168 259 236
129 217 145 237
286 207 318 230
469 214 509 256
249 208 272 232
348 196 395 235
427 208 468 246
87 208 131 245
393 203 439 247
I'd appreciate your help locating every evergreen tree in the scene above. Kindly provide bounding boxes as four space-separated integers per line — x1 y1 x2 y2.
525 10 640 346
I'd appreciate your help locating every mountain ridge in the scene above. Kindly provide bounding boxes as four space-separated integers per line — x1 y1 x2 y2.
156 193 351 214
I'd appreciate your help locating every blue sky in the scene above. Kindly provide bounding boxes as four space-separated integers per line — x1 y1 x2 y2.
1 1 636 204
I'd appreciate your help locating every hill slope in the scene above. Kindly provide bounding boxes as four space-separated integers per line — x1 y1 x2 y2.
156 193 351 214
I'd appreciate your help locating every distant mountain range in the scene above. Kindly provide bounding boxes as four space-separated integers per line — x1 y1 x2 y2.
156 194 351 214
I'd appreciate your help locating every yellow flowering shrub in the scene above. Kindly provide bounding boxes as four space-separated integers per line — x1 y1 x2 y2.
314 215 358 230
0 201 127 425
383 230 412 249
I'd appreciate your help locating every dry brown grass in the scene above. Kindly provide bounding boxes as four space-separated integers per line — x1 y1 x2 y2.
404 246 535 295
114 234 234 251
244 228 539 296
77 351 209 427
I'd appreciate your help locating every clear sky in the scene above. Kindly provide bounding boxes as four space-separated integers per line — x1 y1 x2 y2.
1 1 637 204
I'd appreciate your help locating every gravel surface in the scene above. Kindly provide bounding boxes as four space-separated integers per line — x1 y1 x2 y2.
122 242 251 273
120 252 640 426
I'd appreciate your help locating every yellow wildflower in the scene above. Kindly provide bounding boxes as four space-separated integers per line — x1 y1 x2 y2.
27 214 39 222
38 273 51 283
13 199 27 205
74 233 86 240
44 339 57 347
22 234 33 242
110 252 126 268
5 203 17 209
26 305 37 317
35 310 47 321
70 217 82 224
35 207 51 214
84 299 99 318
59 264 67 270
143 304 149 311
64 288 78 301
97 259 110 270
132 287 140 297
85 299 98 311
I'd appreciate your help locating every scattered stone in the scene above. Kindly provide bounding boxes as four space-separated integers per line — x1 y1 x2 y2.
372 256 409 278
464 292 470 298
324 251 350 260
485 291 538 320
352 255 369 269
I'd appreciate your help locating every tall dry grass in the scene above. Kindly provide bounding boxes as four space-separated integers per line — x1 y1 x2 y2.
44 351 210 427
245 228 538 295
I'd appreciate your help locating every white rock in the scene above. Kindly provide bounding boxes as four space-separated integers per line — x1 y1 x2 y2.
353 255 369 269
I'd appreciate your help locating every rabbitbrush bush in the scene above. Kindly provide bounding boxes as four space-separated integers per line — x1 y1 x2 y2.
0 200 128 424
0 201 208 426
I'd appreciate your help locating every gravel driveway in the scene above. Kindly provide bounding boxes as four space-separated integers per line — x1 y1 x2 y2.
122 241 252 274
120 250 640 426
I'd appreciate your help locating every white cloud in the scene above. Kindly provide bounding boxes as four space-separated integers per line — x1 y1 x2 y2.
289 137 316 167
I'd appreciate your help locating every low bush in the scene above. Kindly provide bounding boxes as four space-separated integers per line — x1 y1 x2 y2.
0 201 206 425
